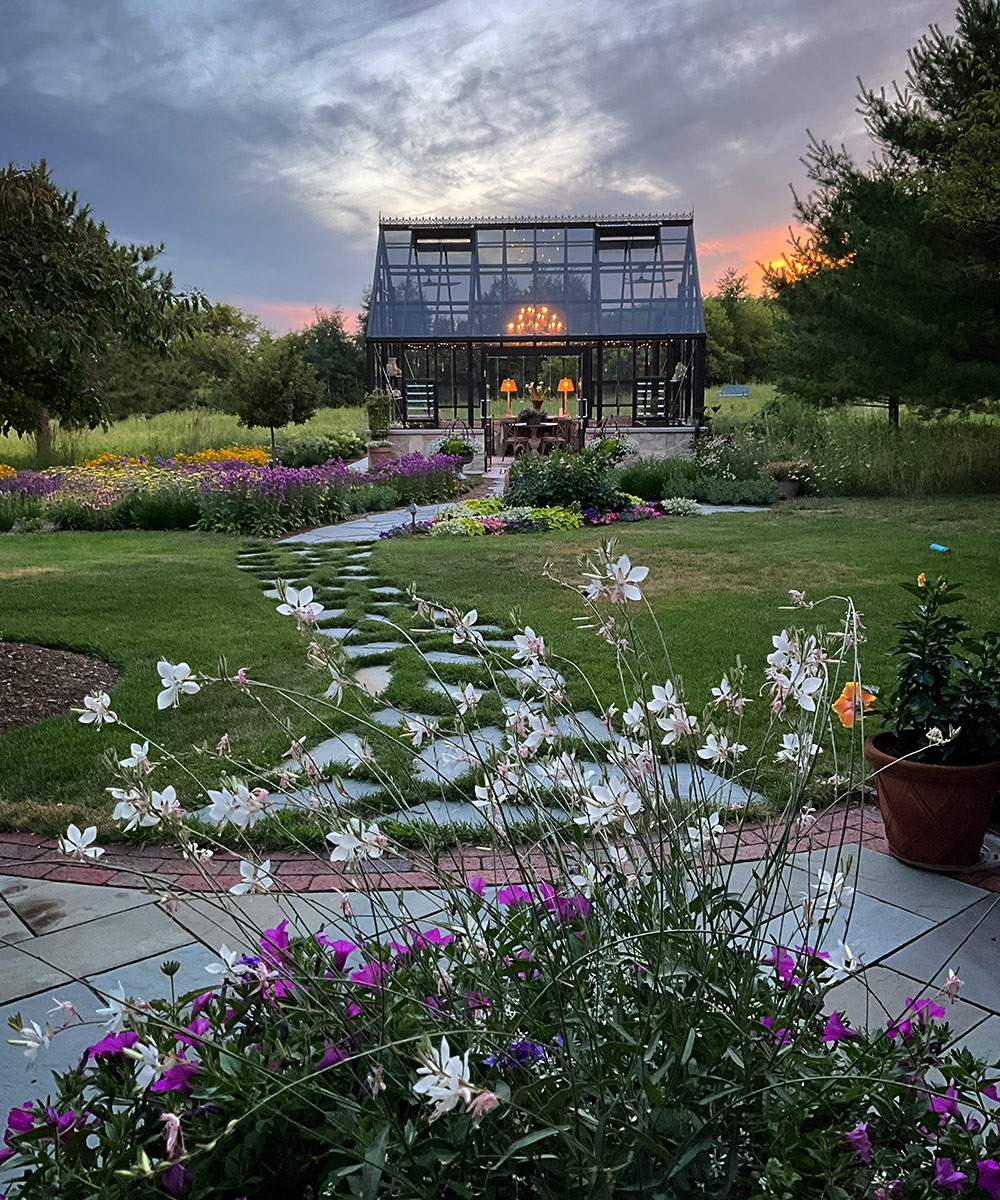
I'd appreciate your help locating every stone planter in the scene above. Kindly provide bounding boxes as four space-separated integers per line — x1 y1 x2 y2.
863 732 1000 869
367 444 396 468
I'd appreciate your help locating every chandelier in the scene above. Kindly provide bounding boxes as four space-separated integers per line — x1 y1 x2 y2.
505 304 564 335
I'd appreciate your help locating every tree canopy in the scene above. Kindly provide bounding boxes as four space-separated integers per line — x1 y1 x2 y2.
215 334 321 447
0 160 197 439
766 0 1000 416
295 308 365 408
704 269 778 384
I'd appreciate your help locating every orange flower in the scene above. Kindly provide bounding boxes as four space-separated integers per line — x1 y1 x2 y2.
832 683 877 728
917 572 927 587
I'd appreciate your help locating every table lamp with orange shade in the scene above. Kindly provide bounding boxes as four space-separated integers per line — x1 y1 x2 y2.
500 378 517 417
557 377 575 417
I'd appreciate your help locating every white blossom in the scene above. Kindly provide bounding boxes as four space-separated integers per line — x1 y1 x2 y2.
575 781 642 831
126 1041 163 1090
229 859 275 895
656 708 698 746
451 608 484 647
775 732 823 770
276 585 324 627
622 701 647 732
412 1036 472 1120
711 677 751 714
205 944 252 982
8 1020 53 1063
686 812 725 856
120 741 151 772
327 819 387 863
455 683 482 716
697 733 747 765
401 715 438 748
802 868 854 926
646 681 678 715
585 554 649 603
512 627 545 662
59 823 104 861
205 783 275 829
77 690 117 725
156 661 201 710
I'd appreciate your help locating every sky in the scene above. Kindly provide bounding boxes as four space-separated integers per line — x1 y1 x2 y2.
3 0 957 334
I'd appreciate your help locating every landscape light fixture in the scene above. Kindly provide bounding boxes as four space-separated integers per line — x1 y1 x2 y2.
409 500 418 529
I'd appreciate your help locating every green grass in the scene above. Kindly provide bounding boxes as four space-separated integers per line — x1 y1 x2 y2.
0 406 367 469
2 497 998 843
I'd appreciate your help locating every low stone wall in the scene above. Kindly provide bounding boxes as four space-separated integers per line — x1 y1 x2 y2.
388 425 696 466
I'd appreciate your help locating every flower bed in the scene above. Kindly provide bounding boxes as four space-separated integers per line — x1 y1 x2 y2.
380 494 700 538
0 449 463 536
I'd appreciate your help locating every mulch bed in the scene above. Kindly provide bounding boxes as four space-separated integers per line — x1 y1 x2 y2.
0 641 119 733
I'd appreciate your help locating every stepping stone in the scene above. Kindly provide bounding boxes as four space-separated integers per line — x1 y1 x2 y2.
382 799 565 830
371 586 403 595
412 727 504 783
342 565 371 573
343 641 405 658
317 608 346 619
262 588 281 600
354 665 393 696
315 627 352 640
483 639 518 650
424 650 482 665
305 732 367 769
275 778 384 809
344 575 376 582
555 711 614 743
349 552 373 560
369 708 438 728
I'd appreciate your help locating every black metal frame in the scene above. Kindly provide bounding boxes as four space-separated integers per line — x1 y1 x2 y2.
366 213 706 429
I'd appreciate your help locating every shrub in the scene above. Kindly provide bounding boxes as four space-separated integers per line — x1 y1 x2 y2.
120 484 201 530
618 455 700 499
695 477 780 505
505 445 621 511
659 496 703 516
365 389 394 442
0 492 42 532
45 497 128 531
273 432 366 468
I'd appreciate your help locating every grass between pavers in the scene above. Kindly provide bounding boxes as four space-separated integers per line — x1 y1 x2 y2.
2 497 999 846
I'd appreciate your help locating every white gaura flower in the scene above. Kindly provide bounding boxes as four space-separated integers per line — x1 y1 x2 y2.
697 733 747 765
473 775 517 822
775 732 823 770
517 660 564 696
512 626 545 661
584 554 649 603
802 867 855 926
686 812 725 856
325 671 349 704
711 677 751 715
570 861 603 898
822 940 861 983
575 781 642 831
205 783 275 829
646 681 677 715
112 789 158 831
656 707 698 746
120 741 151 772
125 1041 163 1090
401 715 438 748
156 661 201 710
451 608 483 647
95 982 133 1031
205 944 251 982
9 1020 54 1062
622 700 647 732
767 630 794 671
276 584 324 627
77 690 117 725
229 859 274 895
327 819 387 863
772 661 825 713
943 968 963 1002
522 712 560 753
413 1036 472 1120
455 683 482 716
59 824 104 861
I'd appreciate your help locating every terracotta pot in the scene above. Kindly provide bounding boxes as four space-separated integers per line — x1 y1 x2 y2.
863 732 1000 869
531 398 544 411
776 478 800 500
367 444 396 467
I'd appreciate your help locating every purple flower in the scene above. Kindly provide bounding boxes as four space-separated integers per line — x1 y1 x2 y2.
151 1060 201 1096
934 1157 967 1191
929 1086 961 1124
978 1160 1000 1199
175 1017 211 1049
86 1030 139 1058
875 1182 903 1199
908 996 947 1024
317 1039 348 1070
318 935 359 971
191 991 214 1017
468 875 487 896
259 919 290 965
349 960 392 989
822 1011 858 1042
6 1104 36 1133
844 1121 872 1162
759 1016 791 1045
497 884 532 906
161 1161 194 1198
766 944 800 988
983 1083 999 1101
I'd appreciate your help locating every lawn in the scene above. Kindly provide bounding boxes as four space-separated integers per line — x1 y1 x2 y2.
1 495 997 842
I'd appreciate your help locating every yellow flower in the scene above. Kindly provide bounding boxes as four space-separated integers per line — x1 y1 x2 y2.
832 682 877 728
916 572 926 587
0 463 16 481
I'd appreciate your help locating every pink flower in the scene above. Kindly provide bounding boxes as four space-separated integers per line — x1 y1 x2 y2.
86 1030 139 1058
822 1011 858 1042
150 1059 201 1096
766 944 800 988
934 1157 967 1191
844 1121 871 1162
468 875 487 896
978 1161 1000 1199
759 1016 791 1045
929 1086 962 1124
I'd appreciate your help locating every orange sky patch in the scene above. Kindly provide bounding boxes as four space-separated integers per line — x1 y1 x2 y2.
697 223 803 295
233 298 362 336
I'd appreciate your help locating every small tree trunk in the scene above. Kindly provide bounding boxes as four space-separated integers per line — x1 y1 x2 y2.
34 405 53 463
270 426 276 453
888 397 900 427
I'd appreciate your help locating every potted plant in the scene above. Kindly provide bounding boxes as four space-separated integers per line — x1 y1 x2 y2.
427 432 480 465
761 459 813 499
523 381 552 412
859 575 1000 869
365 389 396 467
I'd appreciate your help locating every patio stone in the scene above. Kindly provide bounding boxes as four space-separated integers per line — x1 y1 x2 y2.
879 896 1000 1014
825 964 993 1040
0 904 193 1003
343 641 406 658
0 896 31 945
424 650 483 665
306 732 368 769
315 627 352 640
369 708 437 728
0 874 152 936
371 586 403 595
354 665 393 696
412 728 505 783
383 799 566 830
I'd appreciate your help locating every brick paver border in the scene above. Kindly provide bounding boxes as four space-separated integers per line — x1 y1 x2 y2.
3 806 999 896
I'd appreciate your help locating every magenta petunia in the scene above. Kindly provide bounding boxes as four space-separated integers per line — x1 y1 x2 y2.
151 1060 202 1096
349 960 392 989
317 1039 348 1070
978 1160 1000 1199
497 884 533 906
316 933 359 971
759 1016 791 1045
929 1086 961 1124
190 990 214 1017
822 1011 858 1042
6 1104 36 1133
468 875 487 896
259 919 290 965
86 1030 139 1058
908 996 947 1024
844 1121 872 1163
767 944 800 988
934 1157 967 1191
175 1017 211 1049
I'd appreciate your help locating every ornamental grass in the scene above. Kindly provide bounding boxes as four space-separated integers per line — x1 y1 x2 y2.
4 549 998 1198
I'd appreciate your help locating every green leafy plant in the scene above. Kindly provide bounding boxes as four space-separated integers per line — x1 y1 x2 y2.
881 575 1000 764
273 431 366 468
364 389 395 443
